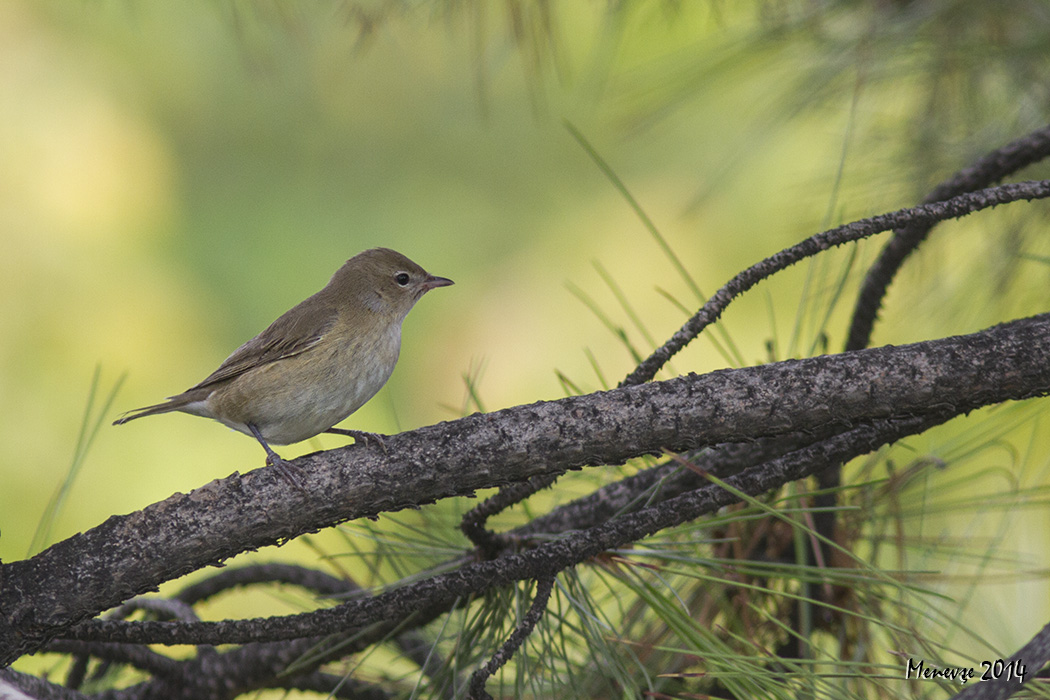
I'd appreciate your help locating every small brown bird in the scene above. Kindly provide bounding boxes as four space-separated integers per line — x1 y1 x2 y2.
114 247 453 484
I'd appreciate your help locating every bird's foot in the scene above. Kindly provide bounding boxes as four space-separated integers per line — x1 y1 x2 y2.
267 452 306 490
325 427 388 453
247 423 308 491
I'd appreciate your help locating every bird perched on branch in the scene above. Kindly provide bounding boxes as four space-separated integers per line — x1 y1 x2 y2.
114 247 453 485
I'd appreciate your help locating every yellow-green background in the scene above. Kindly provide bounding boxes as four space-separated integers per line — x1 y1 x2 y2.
4 0 1050 679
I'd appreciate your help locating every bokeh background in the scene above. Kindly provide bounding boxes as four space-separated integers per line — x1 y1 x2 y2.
4 0 1050 683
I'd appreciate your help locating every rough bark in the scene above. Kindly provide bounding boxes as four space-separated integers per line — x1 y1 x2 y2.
2 313 1049 666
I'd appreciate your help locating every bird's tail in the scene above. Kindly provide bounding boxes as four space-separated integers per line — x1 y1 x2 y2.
113 397 195 425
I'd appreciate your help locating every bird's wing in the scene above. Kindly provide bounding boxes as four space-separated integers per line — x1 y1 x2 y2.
187 298 339 391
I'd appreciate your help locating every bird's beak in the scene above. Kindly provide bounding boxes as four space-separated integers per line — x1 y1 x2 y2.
423 275 454 292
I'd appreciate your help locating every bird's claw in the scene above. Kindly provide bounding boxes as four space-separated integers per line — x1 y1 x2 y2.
267 453 306 490
325 428 388 453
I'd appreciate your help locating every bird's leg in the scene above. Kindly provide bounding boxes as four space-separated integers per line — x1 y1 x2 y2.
247 423 305 489
325 427 387 452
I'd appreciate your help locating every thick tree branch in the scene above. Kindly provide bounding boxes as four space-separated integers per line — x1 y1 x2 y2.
67 412 957 652
2 313 1049 666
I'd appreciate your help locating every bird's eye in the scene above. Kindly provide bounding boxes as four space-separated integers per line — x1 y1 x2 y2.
395 272 411 286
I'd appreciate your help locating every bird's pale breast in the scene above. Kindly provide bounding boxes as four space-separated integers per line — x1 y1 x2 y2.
202 322 402 444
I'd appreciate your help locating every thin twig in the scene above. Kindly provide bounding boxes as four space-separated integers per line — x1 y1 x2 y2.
45 639 182 677
176 562 358 603
461 473 561 556
622 179 1050 386
846 124 1050 352
467 577 556 700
